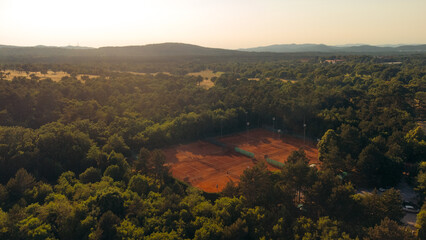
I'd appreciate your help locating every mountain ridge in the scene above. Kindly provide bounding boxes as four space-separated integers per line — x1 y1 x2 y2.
0 42 246 58
0 43 425 61
239 43 426 53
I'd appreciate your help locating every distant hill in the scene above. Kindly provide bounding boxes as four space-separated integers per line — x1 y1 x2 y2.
240 44 334 53
0 44 93 49
97 43 240 57
240 44 426 53
0 43 425 63
0 45 19 48
61 45 94 50
0 43 243 59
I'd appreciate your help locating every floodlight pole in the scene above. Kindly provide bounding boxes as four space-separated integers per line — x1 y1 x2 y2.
220 118 223 138
303 117 306 145
272 117 275 137
246 121 250 143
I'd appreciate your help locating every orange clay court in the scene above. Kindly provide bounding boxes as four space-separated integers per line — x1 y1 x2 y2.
164 128 319 193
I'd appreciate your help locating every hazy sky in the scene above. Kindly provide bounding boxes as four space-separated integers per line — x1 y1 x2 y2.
1 0 425 49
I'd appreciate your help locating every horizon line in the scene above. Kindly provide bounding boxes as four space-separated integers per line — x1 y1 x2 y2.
1 42 426 50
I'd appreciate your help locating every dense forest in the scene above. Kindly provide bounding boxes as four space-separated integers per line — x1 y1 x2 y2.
0 52 425 239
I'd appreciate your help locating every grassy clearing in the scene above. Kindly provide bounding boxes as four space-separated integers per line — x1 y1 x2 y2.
281 79 297 83
117 70 220 89
199 79 215 88
187 69 224 89
238 77 296 83
116 71 172 76
1 70 99 82
187 69 224 79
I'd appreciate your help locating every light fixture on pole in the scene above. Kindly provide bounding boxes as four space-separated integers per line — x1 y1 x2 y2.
272 117 275 130
303 123 307 144
246 121 250 143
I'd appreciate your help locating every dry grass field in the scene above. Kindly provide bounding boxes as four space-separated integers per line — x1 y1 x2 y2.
2 70 99 82
281 79 297 83
117 71 172 76
187 69 224 89
238 77 297 83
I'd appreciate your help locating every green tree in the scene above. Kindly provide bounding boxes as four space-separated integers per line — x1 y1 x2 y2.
38 193 76 240
7 168 36 201
116 219 144 239
193 218 223 240
318 129 344 172
357 144 402 187
365 217 416 240
221 180 239 198
222 218 248 240
79 167 102 183
405 126 426 162
0 184 8 208
0 126 37 182
104 165 121 181
54 171 77 199
293 216 353 240
134 147 151 173
36 122 93 180
27 182 53 204
18 216 56 240
360 188 403 227
86 145 105 170
105 151 131 181
241 206 268 239
339 124 362 159
146 231 182 240
148 149 169 181
90 211 120 240
0 209 9 239
102 134 131 156
128 174 158 196
417 203 426 239
417 169 426 199
213 197 243 226
287 148 309 164
281 154 316 204
239 162 272 206
97 190 124 216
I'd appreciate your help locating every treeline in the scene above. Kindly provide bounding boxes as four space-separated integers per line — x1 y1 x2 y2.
0 148 417 239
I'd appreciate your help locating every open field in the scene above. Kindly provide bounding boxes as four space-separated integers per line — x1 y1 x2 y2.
164 128 319 193
187 69 224 79
187 69 224 89
116 71 172 76
218 128 319 166
164 140 257 192
238 77 297 83
281 79 297 83
2 70 99 82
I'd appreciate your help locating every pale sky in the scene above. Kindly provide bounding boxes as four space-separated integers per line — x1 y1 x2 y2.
0 0 425 49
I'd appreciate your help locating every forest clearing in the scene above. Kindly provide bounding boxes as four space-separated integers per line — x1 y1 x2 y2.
218 128 319 166
164 128 319 192
1 69 99 82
